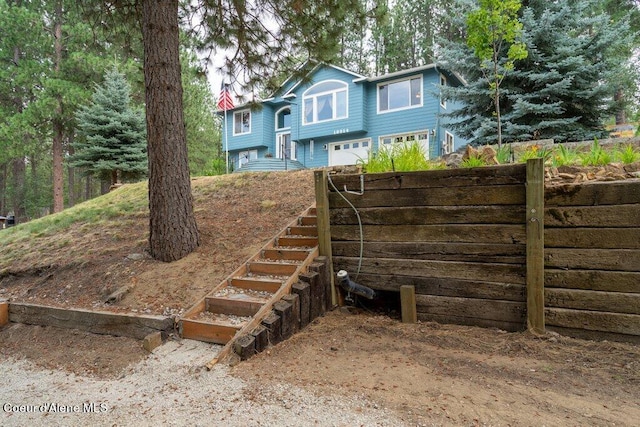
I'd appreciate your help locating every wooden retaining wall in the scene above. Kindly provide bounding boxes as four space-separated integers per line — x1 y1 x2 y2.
322 164 531 332
544 179 640 342
318 166 640 341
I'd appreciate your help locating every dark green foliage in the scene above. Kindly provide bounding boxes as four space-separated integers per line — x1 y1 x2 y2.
71 68 147 185
439 0 637 145
185 0 368 97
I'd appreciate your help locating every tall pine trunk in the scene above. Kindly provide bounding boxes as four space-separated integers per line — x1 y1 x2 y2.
52 0 64 213
142 0 199 262
12 157 26 222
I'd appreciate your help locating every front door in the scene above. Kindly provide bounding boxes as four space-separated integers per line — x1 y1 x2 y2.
277 133 295 160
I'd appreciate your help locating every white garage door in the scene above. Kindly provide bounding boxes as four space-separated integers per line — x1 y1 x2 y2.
328 139 371 166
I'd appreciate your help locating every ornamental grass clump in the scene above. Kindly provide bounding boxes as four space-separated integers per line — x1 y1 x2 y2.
461 154 487 168
517 144 552 163
552 144 580 167
360 141 444 173
614 144 640 164
579 139 612 166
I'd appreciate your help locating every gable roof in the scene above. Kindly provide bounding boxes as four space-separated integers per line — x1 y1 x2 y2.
279 61 366 99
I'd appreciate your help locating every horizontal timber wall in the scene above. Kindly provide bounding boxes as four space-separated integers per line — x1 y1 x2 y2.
321 165 640 342
326 165 529 332
544 179 640 342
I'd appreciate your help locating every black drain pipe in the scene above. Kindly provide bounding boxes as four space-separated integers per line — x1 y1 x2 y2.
336 270 376 300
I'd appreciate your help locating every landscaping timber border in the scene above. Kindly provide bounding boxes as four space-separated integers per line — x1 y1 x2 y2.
5 302 174 340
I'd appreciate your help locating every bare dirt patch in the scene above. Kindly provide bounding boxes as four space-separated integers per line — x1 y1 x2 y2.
235 309 640 426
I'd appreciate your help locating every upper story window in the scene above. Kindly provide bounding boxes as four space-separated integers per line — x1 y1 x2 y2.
303 80 348 125
440 74 447 109
276 107 291 130
233 110 251 135
378 75 422 113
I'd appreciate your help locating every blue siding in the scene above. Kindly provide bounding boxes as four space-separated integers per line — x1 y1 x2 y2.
293 67 366 140
220 63 470 169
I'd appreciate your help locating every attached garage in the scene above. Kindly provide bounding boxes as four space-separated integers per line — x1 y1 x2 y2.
328 139 371 166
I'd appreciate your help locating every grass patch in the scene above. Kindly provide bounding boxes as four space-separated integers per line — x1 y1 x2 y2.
614 144 640 164
360 141 445 173
552 144 580 167
0 182 148 247
461 155 487 168
579 139 612 166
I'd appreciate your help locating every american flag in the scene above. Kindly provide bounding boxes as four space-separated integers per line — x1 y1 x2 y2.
217 83 234 111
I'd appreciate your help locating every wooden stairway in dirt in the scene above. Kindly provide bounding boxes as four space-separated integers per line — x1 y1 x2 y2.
180 206 319 363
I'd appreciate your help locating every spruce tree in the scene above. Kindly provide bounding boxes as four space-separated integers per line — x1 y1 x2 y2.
439 0 635 145
71 68 147 187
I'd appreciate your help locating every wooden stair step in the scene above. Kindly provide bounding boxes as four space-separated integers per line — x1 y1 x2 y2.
287 226 318 237
230 277 282 293
206 294 267 317
181 316 246 345
308 207 317 215
277 236 318 247
262 248 311 261
248 261 299 276
299 216 317 226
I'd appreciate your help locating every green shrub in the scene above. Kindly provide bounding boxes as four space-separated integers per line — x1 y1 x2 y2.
552 144 580 167
579 139 612 166
614 144 640 164
461 155 487 168
360 141 443 173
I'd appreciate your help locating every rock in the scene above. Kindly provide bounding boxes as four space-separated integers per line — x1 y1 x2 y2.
103 285 131 304
126 253 146 261
480 146 499 165
462 145 478 161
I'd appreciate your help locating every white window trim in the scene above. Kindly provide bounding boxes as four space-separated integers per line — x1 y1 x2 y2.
440 74 447 109
276 132 296 161
275 106 291 131
378 130 430 153
302 80 348 125
443 131 455 154
233 109 251 136
377 74 423 114
238 149 258 168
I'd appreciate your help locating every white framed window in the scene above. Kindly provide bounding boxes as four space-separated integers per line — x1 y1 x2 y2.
238 149 258 168
440 74 447 109
443 131 454 154
378 131 430 158
275 107 291 130
377 75 422 113
302 80 348 125
233 110 251 135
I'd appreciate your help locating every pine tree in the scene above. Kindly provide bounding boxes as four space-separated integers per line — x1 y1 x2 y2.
439 0 635 145
71 68 147 186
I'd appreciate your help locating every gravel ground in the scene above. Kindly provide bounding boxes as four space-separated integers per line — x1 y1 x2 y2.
1 338 404 427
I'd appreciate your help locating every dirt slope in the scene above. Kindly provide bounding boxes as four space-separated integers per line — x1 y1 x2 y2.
0 170 316 315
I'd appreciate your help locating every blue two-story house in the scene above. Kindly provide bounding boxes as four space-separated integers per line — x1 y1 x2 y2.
220 62 467 171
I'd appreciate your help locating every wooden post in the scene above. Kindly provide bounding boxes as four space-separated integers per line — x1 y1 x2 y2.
314 170 336 307
299 271 322 321
233 335 256 361
273 300 293 340
251 325 268 353
526 158 545 334
282 293 300 334
261 312 281 345
292 282 311 328
400 285 417 323
0 301 8 327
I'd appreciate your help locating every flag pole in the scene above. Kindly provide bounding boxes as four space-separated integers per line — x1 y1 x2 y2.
224 108 229 174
